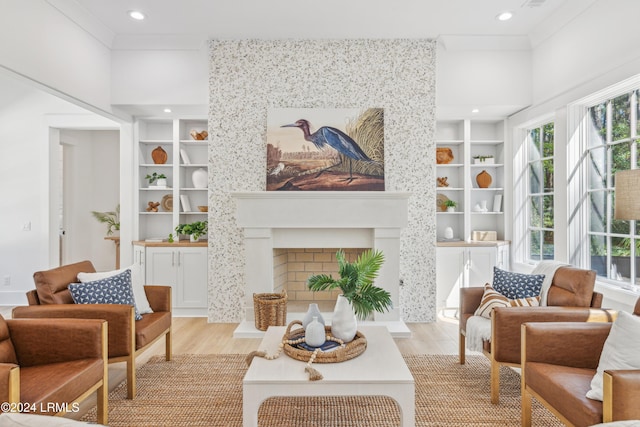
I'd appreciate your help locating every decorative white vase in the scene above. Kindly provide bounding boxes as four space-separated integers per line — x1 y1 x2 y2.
444 226 454 239
447 206 455 212
190 234 199 243
331 295 357 343
192 168 208 189
305 316 326 347
302 303 325 329
156 178 167 187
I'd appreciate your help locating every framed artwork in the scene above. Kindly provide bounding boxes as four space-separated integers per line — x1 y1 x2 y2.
266 108 384 191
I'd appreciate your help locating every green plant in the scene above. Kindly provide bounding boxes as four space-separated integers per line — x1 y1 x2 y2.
473 155 494 161
306 249 392 320
91 204 120 235
444 200 457 208
145 172 167 184
175 221 208 240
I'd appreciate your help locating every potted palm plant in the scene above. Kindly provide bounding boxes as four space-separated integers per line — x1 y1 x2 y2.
307 249 392 342
91 204 120 236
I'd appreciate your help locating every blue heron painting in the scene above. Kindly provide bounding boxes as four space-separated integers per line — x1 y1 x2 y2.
266 108 384 191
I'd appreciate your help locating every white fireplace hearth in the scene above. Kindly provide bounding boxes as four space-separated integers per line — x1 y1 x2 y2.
231 191 411 338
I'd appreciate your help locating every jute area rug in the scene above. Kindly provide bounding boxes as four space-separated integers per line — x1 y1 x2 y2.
83 354 562 426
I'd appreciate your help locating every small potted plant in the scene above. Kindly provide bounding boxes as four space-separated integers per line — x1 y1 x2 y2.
175 220 208 242
91 204 120 236
145 172 167 188
444 200 457 212
473 155 494 164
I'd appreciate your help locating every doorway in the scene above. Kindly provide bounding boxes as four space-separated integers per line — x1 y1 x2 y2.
58 129 120 270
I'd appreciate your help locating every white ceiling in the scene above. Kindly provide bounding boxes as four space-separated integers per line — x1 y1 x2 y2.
47 0 596 49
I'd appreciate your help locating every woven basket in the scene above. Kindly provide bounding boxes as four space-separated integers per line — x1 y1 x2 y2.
253 291 287 331
282 320 367 363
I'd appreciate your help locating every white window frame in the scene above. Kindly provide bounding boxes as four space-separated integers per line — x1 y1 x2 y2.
512 113 556 267
567 75 640 289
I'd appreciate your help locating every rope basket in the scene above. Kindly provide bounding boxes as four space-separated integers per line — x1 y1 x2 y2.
283 320 367 363
253 291 287 331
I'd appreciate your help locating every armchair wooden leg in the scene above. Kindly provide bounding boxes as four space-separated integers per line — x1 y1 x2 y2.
459 331 466 364
490 357 500 404
8 366 20 407
166 328 172 361
521 387 532 427
96 382 108 425
127 355 136 399
603 372 613 423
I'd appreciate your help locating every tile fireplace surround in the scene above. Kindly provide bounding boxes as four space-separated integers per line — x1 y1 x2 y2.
232 191 411 337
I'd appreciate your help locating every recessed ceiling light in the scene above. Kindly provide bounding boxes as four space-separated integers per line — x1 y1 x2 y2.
128 10 146 21
163 108 172 113
496 11 513 21
472 108 480 113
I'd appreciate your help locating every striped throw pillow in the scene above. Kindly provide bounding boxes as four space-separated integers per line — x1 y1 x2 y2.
474 283 540 318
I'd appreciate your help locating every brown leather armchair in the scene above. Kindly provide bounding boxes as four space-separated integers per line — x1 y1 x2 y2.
0 315 107 424
12 260 172 399
521 299 640 427
459 266 609 403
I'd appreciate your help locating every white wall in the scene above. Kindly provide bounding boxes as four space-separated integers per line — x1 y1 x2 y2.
0 81 90 304
531 0 640 106
111 49 209 106
0 0 112 113
436 43 532 118
60 130 120 271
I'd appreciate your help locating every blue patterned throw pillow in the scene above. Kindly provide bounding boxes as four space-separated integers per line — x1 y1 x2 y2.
492 267 544 299
69 269 142 320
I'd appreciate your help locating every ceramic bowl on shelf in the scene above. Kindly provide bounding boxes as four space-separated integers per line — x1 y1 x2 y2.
197 205 208 212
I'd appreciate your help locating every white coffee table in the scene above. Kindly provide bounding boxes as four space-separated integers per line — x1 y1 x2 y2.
243 325 415 427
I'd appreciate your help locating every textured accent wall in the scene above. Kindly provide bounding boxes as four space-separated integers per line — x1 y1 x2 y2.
208 39 437 322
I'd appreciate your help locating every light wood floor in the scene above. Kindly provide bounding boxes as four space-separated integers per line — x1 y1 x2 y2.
0 307 464 420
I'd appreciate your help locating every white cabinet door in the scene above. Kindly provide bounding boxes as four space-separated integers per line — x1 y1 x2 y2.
497 244 510 270
143 246 207 310
133 245 147 283
145 247 178 306
436 247 466 309
436 244 510 310
176 247 207 308
466 246 498 287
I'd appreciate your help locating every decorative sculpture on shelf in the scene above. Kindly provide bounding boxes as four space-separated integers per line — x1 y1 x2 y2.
436 147 454 164
190 130 208 140
146 201 160 212
437 176 449 187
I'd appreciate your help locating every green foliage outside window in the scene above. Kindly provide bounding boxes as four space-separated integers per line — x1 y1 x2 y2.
528 122 555 260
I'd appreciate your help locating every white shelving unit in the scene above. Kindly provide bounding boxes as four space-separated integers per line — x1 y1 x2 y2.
133 117 209 316
134 118 209 241
435 119 506 242
435 119 510 310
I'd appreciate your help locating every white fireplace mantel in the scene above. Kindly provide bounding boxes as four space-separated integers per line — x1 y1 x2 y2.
231 191 411 337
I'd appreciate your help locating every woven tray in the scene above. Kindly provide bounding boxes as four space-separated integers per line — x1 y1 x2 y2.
282 320 367 363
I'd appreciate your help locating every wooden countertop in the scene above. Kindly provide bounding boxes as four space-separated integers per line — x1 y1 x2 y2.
132 240 208 247
436 240 510 247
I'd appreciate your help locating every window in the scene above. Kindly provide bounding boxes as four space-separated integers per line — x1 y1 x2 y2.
527 123 555 261
586 89 639 287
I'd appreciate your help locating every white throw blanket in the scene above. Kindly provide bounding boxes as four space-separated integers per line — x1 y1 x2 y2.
531 260 569 305
465 315 492 352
